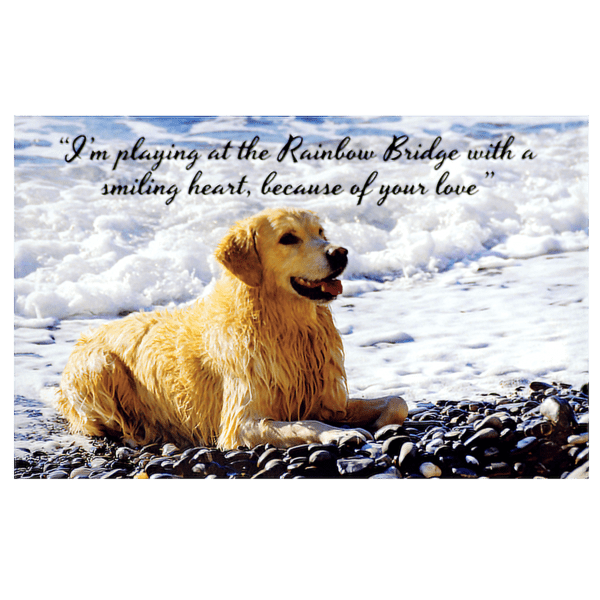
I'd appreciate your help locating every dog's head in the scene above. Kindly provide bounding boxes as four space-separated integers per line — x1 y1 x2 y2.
215 208 348 303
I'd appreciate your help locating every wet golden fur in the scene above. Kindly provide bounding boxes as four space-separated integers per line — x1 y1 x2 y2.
56 208 407 449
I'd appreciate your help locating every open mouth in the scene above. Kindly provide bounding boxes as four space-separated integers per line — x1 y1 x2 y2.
290 270 344 301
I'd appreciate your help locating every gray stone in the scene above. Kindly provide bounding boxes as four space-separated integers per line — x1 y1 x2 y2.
69 467 92 479
115 447 137 461
540 396 577 427
567 433 589 445
566 461 589 479
419 462 442 478
397 442 417 468
540 396 577 442
337 457 375 476
46 469 69 479
161 443 180 456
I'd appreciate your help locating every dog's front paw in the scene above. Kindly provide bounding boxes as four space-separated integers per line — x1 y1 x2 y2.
320 427 373 447
374 396 408 430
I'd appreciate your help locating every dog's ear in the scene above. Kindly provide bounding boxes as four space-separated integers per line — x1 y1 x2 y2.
215 221 262 287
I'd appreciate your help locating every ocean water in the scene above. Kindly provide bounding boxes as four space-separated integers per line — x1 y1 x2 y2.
14 116 589 452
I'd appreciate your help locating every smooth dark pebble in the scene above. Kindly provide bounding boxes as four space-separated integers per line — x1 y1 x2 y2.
374 424 405 441
308 443 338 455
465 427 499 448
309 450 335 465
46 469 70 479
98 468 129 479
511 436 539 456
257 447 282 470
286 444 311 459
382 435 410 457
193 448 223 463
263 459 287 477
192 462 224 477
530 381 553 391
474 415 503 432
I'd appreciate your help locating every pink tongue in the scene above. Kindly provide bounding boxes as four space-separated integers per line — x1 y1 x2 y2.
322 280 343 296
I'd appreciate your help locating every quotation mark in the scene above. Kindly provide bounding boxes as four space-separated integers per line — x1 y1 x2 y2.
60 136 95 144
485 171 495 178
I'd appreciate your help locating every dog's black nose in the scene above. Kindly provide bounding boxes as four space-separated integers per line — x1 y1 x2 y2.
326 246 348 270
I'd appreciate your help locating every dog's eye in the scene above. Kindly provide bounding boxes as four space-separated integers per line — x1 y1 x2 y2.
319 228 326 238
279 233 300 245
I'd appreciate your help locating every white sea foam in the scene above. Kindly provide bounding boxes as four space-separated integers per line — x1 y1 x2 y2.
13 116 589 451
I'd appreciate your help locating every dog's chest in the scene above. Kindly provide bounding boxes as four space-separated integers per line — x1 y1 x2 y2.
250 320 345 420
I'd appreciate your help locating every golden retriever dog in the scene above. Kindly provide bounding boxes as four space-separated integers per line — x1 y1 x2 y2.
55 207 408 449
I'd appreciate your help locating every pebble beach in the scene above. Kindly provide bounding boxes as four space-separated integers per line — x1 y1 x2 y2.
14 380 588 480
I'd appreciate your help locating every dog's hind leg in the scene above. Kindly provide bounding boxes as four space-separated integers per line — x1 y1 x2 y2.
56 344 151 443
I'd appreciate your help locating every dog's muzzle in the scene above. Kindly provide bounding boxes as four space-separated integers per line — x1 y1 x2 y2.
290 245 348 302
